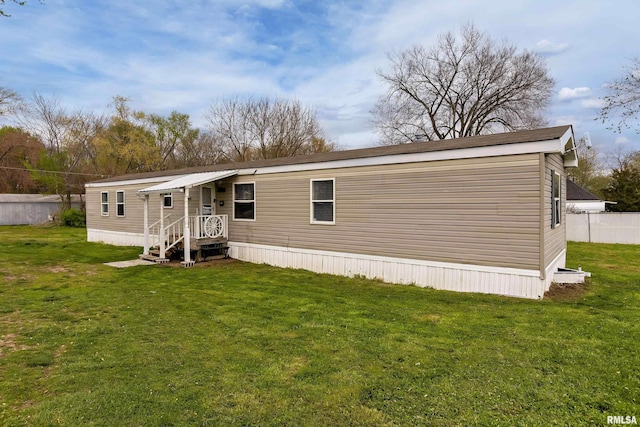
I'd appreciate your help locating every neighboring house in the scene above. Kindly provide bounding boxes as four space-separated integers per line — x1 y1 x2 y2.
86 126 581 299
0 194 81 225
566 179 606 213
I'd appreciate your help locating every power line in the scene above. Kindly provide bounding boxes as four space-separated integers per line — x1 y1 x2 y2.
0 165 109 177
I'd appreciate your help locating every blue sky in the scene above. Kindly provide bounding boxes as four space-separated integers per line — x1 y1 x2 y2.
1 0 639 152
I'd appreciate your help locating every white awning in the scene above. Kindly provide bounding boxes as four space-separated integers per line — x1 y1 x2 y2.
138 170 239 195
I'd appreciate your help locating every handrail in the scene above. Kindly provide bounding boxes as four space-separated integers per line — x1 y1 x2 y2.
149 214 176 248
146 214 228 260
164 216 185 251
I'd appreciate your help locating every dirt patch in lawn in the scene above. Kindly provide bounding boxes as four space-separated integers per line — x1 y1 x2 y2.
0 334 32 357
544 282 588 301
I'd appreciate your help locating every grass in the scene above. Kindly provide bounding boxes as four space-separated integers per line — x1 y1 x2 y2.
0 225 638 426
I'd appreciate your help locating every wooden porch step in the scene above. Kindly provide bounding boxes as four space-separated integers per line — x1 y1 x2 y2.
149 248 174 257
191 237 229 248
138 253 170 264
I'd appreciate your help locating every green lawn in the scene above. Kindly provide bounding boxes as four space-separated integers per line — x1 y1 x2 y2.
0 226 638 426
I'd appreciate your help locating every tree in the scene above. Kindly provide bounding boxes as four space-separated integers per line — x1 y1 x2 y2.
0 126 43 193
92 96 159 176
0 86 21 116
373 24 555 145
143 111 200 169
0 0 44 17
599 56 640 134
177 130 227 167
566 136 608 199
604 151 640 212
205 97 329 162
18 93 106 207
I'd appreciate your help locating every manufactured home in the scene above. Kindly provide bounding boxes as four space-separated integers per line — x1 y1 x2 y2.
86 125 583 299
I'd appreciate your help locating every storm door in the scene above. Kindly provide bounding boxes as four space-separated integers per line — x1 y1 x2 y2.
201 186 214 216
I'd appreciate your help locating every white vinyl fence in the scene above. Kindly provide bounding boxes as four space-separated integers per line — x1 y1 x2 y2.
567 212 640 244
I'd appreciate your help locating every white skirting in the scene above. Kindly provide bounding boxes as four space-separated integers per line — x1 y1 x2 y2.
544 249 567 288
87 229 144 247
229 242 555 299
86 229 562 299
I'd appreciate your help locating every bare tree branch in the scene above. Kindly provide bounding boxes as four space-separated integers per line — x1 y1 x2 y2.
205 97 328 162
599 56 640 134
373 24 554 145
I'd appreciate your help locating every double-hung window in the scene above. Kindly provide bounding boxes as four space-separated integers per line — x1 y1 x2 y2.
310 179 335 224
233 182 255 220
116 190 125 217
551 171 561 228
101 191 109 216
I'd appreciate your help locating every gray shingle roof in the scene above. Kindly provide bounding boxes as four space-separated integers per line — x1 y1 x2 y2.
91 125 572 184
566 179 601 201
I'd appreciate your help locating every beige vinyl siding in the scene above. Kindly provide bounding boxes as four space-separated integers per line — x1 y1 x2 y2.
216 153 542 270
543 153 567 267
87 183 190 234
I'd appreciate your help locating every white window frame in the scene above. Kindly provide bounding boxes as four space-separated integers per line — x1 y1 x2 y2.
310 178 335 225
116 190 126 217
233 182 256 221
100 191 109 216
552 171 561 228
163 193 173 209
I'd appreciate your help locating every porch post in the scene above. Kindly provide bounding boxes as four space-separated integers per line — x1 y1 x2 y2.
159 194 165 259
143 194 149 255
183 187 191 264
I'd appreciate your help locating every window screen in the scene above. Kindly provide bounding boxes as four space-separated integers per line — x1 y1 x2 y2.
311 179 335 223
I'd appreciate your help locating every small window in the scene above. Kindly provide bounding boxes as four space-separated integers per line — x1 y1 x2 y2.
552 171 561 228
163 193 173 208
311 179 335 224
116 190 125 217
101 191 109 216
233 182 255 221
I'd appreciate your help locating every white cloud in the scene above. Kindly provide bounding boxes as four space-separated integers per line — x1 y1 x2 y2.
581 98 606 109
615 136 631 144
535 39 570 54
3 0 640 155
558 87 592 101
552 116 581 127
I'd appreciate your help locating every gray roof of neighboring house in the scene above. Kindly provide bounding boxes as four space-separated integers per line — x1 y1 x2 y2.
566 179 601 201
0 194 60 203
91 125 572 184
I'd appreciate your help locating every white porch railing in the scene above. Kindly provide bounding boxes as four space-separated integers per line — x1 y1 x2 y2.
149 214 178 249
190 215 229 239
146 214 228 259
164 216 185 251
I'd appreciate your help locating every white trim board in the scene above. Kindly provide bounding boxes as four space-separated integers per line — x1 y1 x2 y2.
86 174 188 188
238 138 569 177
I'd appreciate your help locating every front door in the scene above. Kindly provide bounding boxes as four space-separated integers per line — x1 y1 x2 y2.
201 186 214 216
